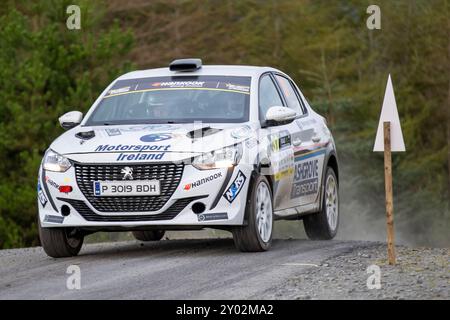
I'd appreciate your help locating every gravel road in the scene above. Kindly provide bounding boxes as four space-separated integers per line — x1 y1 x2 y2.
0 239 447 300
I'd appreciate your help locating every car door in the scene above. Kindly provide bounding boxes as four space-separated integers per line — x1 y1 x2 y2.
272 74 325 211
258 73 294 212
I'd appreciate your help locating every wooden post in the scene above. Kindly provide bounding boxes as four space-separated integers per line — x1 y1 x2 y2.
384 121 396 265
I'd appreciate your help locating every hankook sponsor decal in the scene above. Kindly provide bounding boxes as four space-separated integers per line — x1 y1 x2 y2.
184 172 223 191
45 176 60 190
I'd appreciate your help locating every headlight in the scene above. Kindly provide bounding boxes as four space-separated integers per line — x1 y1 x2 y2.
43 149 72 172
192 144 243 170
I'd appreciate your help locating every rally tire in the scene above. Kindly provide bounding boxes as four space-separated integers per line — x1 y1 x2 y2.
38 222 84 258
303 167 339 240
232 175 273 252
132 230 165 241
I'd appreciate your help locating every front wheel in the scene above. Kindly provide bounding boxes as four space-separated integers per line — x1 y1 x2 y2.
38 222 84 258
303 167 339 240
232 175 273 252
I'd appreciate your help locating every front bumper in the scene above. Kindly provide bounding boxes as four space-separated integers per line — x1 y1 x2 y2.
37 161 252 228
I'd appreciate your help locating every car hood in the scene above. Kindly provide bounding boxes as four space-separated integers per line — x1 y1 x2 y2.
50 122 257 162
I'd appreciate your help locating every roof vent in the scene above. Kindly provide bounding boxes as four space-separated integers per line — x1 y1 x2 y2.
169 58 202 72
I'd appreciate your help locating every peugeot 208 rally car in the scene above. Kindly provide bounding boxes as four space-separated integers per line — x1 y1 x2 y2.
38 59 339 258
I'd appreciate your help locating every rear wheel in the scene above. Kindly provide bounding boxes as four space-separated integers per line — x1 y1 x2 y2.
303 167 339 240
132 230 165 241
232 175 273 252
39 222 84 258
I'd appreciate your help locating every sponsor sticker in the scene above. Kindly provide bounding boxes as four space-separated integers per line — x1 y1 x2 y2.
275 168 294 181
270 131 291 153
152 81 205 88
135 124 180 131
44 215 65 224
108 86 130 96
118 125 182 133
105 128 122 136
37 182 48 207
223 170 247 203
279 134 291 149
94 144 171 162
272 148 294 181
45 176 60 190
120 126 154 132
225 83 250 93
198 212 228 222
95 144 171 153
271 137 280 152
184 172 222 190
291 157 320 198
116 152 166 161
140 133 172 143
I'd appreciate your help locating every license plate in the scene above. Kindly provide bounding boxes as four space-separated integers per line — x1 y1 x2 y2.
93 180 160 196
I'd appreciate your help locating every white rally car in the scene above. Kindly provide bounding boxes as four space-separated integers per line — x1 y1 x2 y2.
38 59 339 258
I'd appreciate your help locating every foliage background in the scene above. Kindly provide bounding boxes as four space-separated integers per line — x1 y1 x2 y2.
0 0 449 248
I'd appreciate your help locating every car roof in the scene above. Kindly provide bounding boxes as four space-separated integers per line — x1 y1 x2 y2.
117 65 282 80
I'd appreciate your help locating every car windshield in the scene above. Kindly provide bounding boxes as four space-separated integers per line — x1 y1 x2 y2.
85 76 251 125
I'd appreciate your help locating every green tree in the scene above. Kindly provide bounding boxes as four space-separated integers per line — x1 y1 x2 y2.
0 0 133 248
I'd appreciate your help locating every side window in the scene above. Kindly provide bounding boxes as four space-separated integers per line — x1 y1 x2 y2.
274 75 304 115
259 75 284 120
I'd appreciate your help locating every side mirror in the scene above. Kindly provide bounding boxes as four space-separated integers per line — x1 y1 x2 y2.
59 111 83 130
264 106 297 126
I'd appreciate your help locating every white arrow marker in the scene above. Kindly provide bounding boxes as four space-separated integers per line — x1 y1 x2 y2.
373 74 406 265
373 75 406 152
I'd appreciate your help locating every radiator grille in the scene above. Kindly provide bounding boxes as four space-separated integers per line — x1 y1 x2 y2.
74 162 184 212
